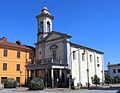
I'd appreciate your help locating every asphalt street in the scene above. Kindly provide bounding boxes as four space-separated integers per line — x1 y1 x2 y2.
0 88 120 93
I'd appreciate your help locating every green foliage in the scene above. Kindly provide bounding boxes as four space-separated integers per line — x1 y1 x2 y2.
4 78 17 88
28 77 44 90
105 74 111 85
112 76 120 84
93 75 100 86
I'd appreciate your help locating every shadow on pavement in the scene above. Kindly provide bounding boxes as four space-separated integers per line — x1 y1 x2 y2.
81 86 120 92
116 90 120 93
81 86 120 93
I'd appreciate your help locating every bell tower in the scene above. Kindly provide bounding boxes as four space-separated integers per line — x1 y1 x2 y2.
35 6 54 61
36 6 54 41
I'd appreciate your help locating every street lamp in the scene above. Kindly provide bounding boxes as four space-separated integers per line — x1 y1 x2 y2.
101 70 104 86
20 71 22 87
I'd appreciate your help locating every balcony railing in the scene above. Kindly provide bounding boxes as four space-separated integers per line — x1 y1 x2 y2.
27 58 65 66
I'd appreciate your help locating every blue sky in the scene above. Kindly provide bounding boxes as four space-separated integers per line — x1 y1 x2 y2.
0 0 120 69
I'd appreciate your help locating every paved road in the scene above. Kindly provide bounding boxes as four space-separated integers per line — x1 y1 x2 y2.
0 88 120 93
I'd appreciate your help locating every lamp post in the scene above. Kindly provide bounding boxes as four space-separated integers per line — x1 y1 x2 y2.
101 70 104 86
20 71 22 87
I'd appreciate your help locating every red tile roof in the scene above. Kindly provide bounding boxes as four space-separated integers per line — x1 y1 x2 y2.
108 64 120 67
0 37 32 51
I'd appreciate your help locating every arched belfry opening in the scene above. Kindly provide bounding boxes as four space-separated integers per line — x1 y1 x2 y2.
40 21 43 32
47 21 50 32
36 6 54 40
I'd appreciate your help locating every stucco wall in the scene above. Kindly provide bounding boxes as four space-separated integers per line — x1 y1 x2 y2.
71 46 103 86
0 47 30 85
109 65 120 78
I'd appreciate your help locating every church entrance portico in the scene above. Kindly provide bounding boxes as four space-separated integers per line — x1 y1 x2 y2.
45 68 68 88
27 61 69 88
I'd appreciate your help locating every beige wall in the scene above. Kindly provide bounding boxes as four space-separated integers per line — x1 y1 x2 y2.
0 47 30 85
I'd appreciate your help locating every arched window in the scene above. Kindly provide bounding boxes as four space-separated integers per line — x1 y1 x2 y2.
52 50 56 61
50 45 58 50
40 21 43 32
47 21 50 32
50 45 58 61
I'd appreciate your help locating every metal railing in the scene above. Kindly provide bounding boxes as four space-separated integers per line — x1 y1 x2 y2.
27 58 64 66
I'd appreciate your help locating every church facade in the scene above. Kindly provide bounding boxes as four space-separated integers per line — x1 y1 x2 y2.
27 7 104 88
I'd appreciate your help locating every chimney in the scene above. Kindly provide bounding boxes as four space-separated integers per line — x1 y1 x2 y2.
16 40 22 45
0 37 7 42
108 62 110 66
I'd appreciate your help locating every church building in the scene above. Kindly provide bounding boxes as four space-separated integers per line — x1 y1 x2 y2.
27 7 104 88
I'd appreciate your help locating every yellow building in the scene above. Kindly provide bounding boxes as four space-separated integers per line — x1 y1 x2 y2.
0 37 34 85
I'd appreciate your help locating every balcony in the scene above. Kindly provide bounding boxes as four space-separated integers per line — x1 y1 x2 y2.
35 58 64 64
26 58 68 70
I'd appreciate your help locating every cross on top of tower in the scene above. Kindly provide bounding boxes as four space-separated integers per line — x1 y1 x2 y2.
44 0 47 7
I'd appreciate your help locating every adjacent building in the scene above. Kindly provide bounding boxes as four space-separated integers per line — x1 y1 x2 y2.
27 6 104 88
104 70 109 78
0 37 34 85
108 63 120 78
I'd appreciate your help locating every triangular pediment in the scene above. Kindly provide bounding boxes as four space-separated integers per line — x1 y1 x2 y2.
45 33 62 41
44 31 72 41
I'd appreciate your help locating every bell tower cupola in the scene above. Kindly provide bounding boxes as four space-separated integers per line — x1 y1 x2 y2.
36 6 54 41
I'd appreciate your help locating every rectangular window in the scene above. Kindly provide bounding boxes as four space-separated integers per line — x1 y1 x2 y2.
97 57 99 63
53 50 56 61
16 64 20 71
1 77 7 84
3 63 7 70
97 64 100 67
113 69 116 73
82 53 85 61
17 51 20 58
90 55 92 62
73 52 76 60
16 77 20 83
3 49 8 57
118 69 120 73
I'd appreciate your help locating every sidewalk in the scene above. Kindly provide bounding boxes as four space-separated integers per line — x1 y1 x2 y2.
0 85 120 93
44 88 71 92
0 87 71 93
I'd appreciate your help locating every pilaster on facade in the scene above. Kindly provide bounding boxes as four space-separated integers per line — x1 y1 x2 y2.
94 52 97 75
86 49 90 86
101 54 104 83
78 48 82 85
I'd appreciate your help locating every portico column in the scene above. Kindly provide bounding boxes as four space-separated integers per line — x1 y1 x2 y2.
27 70 29 78
59 69 62 78
51 69 54 88
27 70 29 84
33 70 36 77
0 77 1 84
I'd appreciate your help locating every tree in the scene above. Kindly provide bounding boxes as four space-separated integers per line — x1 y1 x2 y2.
105 74 111 85
93 75 100 86
4 78 17 88
113 76 120 84
28 77 44 90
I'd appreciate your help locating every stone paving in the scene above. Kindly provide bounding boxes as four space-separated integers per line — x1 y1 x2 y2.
0 86 120 93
